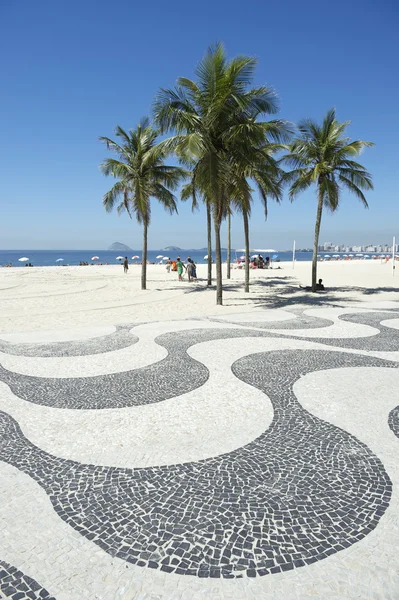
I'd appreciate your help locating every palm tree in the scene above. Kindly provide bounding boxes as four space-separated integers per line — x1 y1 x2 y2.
99 119 186 290
282 109 373 291
153 43 289 305
228 141 283 292
226 211 231 279
180 177 213 286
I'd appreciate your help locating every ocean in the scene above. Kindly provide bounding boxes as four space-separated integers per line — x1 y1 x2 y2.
0 249 317 267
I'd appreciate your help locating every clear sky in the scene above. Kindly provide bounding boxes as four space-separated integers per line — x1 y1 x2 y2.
1 0 397 250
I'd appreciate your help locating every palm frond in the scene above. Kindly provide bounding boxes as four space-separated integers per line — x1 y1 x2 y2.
338 175 370 207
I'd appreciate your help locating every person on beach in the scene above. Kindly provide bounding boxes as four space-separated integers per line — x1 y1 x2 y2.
176 256 185 281
301 278 325 292
191 259 197 280
166 259 171 273
123 257 129 273
186 257 194 282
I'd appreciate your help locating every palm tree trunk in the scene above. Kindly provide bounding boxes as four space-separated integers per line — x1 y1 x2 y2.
227 211 231 280
243 210 250 293
214 218 223 305
141 221 148 291
312 189 324 292
206 201 212 286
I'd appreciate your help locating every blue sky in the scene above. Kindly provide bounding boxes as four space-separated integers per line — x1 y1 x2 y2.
0 0 397 250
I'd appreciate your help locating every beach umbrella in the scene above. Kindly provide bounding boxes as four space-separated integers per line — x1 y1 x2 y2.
91 256 99 260
116 256 124 260
343 254 348 257
348 254 354 257
363 254 370 258
162 256 170 260
203 255 208 259
272 254 279 259
356 253 363 257
332 254 340 257
18 257 29 262
324 255 330 258
239 255 246 260
56 258 64 262
132 255 140 259
156 255 164 259
251 254 258 259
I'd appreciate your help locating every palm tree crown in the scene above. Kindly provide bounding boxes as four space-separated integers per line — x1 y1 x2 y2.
282 108 373 290
100 118 184 224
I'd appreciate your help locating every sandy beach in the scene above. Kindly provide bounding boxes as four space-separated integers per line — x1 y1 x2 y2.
0 259 397 333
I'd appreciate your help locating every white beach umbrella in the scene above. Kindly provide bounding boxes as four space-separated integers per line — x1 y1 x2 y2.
91 256 99 260
132 255 140 259
203 255 208 259
324 255 330 258
332 254 340 257
343 254 348 257
363 254 370 258
56 258 64 262
239 255 246 260
116 256 124 260
348 254 354 257
162 256 170 260
356 253 363 257
18 257 29 262
156 255 164 259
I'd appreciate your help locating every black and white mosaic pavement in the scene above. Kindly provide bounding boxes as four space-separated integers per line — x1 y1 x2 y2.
0 307 398 595
0 328 271 409
0 560 56 600
0 349 396 578
0 324 138 357
388 406 399 439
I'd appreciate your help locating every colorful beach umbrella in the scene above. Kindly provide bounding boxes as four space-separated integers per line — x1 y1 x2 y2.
132 255 140 259
91 256 99 260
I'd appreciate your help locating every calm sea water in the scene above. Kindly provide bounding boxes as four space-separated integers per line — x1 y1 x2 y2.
0 249 316 267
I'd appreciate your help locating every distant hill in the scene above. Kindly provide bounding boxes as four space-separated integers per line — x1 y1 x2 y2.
108 242 133 251
163 246 181 251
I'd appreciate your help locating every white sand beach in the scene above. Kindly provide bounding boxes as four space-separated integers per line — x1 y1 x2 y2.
0 259 397 333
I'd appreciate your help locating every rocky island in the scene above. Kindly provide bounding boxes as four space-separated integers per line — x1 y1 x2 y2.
108 242 133 251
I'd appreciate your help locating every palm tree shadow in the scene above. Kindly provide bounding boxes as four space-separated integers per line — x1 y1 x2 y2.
174 278 399 310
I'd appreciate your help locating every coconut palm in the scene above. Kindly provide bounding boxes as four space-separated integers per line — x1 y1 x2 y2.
153 43 290 305
99 119 186 290
282 109 373 291
228 141 284 292
226 211 232 280
181 179 213 286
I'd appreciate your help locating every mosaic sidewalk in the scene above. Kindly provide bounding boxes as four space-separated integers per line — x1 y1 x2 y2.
0 305 398 599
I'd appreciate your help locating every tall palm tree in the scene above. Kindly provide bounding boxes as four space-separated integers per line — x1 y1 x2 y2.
282 109 373 291
99 119 186 290
226 211 231 280
228 141 284 292
180 175 213 286
153 43 289 305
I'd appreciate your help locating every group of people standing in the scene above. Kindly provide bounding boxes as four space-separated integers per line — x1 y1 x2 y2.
166 257 197 281
123 255 198 281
